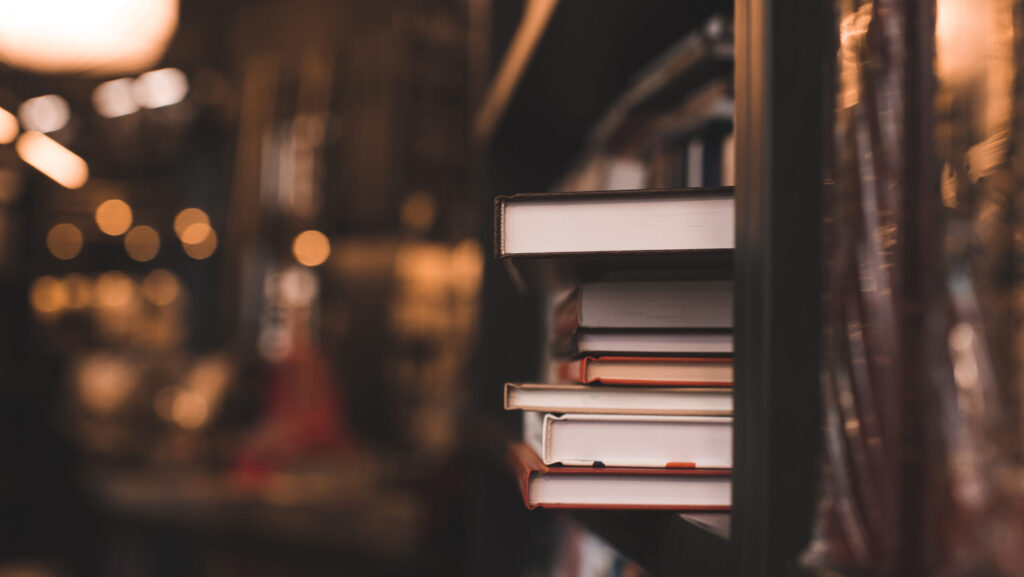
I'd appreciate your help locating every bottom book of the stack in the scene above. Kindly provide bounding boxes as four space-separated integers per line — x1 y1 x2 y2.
508 442 731 510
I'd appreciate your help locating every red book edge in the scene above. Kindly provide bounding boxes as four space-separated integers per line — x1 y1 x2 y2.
555 356 734 387
507 442 731 511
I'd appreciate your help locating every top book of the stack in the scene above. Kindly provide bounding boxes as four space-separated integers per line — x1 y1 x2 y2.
494 187 734 290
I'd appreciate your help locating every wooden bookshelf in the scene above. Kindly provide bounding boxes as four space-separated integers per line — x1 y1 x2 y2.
474 1 829 576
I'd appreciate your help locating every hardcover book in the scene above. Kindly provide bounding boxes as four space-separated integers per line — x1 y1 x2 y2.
523 411 733 468
552 280 733 331
556 356 733 386
494 187 734 289
508 442 731 510
504 382 733 416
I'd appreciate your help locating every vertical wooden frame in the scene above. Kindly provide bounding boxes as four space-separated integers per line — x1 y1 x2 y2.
733 0 828 575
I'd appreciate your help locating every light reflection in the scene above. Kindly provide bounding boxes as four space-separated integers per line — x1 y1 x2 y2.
18 94 69 133
292 229 331 267
95 199 133 236
92 78 139 118
123 225 159 262
0 106 19 143
46 222 83 260
15 131 89 189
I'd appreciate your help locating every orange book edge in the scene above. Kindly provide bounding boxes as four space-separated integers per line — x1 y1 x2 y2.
556 356 734 387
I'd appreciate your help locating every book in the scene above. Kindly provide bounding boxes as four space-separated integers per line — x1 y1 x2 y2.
555 329 733 356
556 356 733 386
504 382 732 415
523 411 733 468
494 187 734 288
508 442 731 510
553 280 733 331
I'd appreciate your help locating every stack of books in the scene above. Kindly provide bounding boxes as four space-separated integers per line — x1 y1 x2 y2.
495 186 734 510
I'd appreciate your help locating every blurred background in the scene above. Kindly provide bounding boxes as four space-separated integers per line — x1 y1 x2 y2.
0 0 486 575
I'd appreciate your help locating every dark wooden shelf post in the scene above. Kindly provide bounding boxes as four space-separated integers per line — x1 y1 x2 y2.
733 0 829 575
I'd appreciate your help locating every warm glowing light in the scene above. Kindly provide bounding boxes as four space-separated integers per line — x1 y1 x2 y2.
15 131 88 189
0 106 18 143
279 266 318 307
29 275 70 315
142 269 180 306
292 230 331 267
92 78 139 118
95 271 137 309
95 199 132 236
171 390 208 429
0 0 179 76
46 223 83 260
65 273 92 308
133 68 189 109
18 94 69 133
75 354 137 415
182 228 217 260
180 222 212 245
124 225 159 262
173 207 209 238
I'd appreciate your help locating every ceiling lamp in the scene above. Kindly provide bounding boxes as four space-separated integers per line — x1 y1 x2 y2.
0 0 178 76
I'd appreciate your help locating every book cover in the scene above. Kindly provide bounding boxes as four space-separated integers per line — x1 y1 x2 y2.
508 442 732 511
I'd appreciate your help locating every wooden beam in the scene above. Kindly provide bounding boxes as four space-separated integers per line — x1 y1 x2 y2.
473 0 559 143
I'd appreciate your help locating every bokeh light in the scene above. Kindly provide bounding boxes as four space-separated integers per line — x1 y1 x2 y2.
171 390 208 429
182 227 217 260
92 78 139 118
46 222 83 260
15 131 89 189
174 207 209 237
95 199 133 236
0 0 180 76
29 275 70 315
123 225 160 262
95 271 137 309
179 222 212 245
0 106 19 143
142 269 180 306
18 94 70 133
292 229 331 267
74 354 137 416
133 68 189 109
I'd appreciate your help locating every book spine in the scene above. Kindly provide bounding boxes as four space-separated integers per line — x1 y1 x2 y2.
493 196 508 257
555 358 587 383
